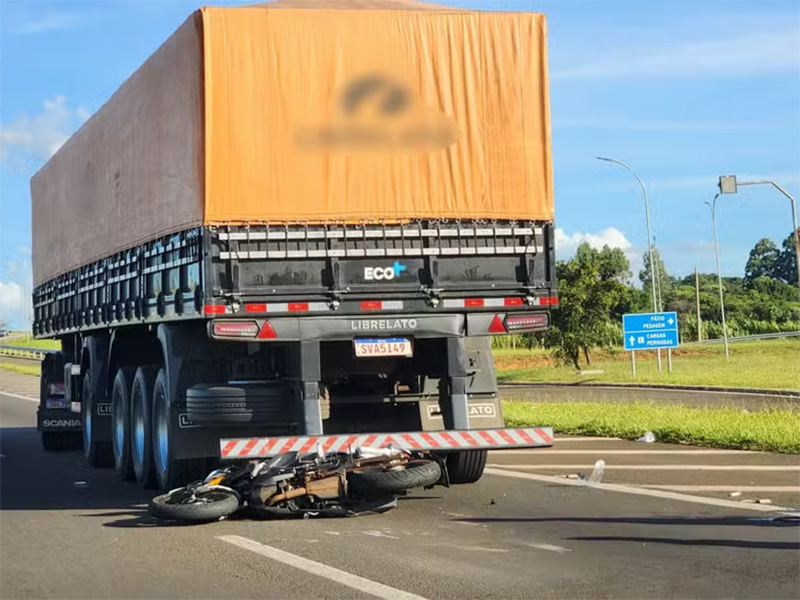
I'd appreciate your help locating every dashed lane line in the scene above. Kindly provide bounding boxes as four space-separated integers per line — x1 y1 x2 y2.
218 534 430 600
484 467 793 512
0 391 37 403
642 485 800 493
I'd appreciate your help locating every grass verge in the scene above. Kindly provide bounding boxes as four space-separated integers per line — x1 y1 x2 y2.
0 363 41 377
0 337 59 350
502 400 800 454
495 338 800 392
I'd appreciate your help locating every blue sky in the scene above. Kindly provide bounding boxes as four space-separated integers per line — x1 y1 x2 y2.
1 0 799 327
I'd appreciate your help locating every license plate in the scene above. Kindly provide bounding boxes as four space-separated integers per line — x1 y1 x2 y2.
354 338 413 358
46 398 71 409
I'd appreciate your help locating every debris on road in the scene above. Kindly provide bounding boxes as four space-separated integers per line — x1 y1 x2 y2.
730 491 742 497
578 460 605 486
637 432 656 443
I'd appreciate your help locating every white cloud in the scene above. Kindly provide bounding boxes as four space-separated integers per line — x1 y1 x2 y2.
0 281 27 329
555 226 643 281
553 28 800 81
8 11 89 35
555 226 632 256
0 96 90 169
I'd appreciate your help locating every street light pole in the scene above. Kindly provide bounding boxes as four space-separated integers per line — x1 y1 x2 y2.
718 176 800 301
598 156 662 371
704 193 730 360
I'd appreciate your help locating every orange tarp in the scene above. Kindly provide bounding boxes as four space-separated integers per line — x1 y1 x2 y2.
202 5 553 224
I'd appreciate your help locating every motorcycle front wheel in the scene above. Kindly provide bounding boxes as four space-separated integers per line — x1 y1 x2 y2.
148 487 240 523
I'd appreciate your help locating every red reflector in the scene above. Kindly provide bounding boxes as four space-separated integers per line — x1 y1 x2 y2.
361 301 382 310
258 321 277 339
213 321 259 337
245 304 267 313
504 297 524 307
465 298 484 308
488 315 506 333
505 314 548 331
204 304 225 315
288 303 309 312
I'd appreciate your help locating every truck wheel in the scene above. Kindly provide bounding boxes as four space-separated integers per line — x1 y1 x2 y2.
111 367 136 481
152 368 207 490
82 369 113 468
445 449 488 484
131 366 159 489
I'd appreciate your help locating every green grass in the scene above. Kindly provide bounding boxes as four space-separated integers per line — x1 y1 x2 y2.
0 363 41 377
495 338 800 392
0 337 60 350
503 400 800 454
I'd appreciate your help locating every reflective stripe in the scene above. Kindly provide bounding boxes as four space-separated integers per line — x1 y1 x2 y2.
219 427 554 458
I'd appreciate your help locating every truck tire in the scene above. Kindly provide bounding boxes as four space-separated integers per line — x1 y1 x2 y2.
111 367 136 481
131 366 159 489
185 383 289 425
152 368 207 490
82 369 113 468
445 449 487 484
348 460 441 494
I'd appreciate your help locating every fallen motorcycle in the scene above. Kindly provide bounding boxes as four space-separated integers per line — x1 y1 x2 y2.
148 446 445 523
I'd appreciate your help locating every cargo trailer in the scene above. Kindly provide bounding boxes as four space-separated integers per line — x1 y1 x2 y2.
33 0 557 490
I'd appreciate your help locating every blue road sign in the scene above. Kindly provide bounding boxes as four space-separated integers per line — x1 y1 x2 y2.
622 312 679 351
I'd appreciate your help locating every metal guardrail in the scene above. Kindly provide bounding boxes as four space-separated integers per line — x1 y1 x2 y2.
0 345 55 361
684 331 800 345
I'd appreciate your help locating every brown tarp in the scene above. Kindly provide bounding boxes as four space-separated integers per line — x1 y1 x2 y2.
31 1 553 286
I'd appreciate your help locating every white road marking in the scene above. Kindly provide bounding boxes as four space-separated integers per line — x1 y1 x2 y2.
363 531 400 540
0 391 38 403
642 485 800 493
218 535 429 600
484 468 791 512
487 464 800 471
522 542 571 554
441 544 509 553
550 436 622 442
492 449 760 455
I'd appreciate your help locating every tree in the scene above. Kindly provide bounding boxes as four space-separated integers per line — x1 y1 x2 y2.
638 248 672 310
546 243 632 368
744 238 780 283
774 229 799 286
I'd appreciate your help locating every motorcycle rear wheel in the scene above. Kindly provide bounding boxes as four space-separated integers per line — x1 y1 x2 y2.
348 459 441 494
148 487 240 523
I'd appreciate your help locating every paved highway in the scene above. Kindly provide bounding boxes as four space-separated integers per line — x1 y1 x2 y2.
1 380 799 599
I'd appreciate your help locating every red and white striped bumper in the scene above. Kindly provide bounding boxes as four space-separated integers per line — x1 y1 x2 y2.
219 427 554 459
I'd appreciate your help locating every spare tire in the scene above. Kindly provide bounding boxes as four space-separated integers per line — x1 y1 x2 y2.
348 460 441 494
186 382 293 425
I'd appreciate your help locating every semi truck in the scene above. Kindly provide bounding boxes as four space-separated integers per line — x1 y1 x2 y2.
32 0 557 492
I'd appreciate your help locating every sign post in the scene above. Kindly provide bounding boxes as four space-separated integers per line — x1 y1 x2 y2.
623 312 679 375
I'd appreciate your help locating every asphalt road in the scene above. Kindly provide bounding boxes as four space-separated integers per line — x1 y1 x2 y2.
1 386 799 600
